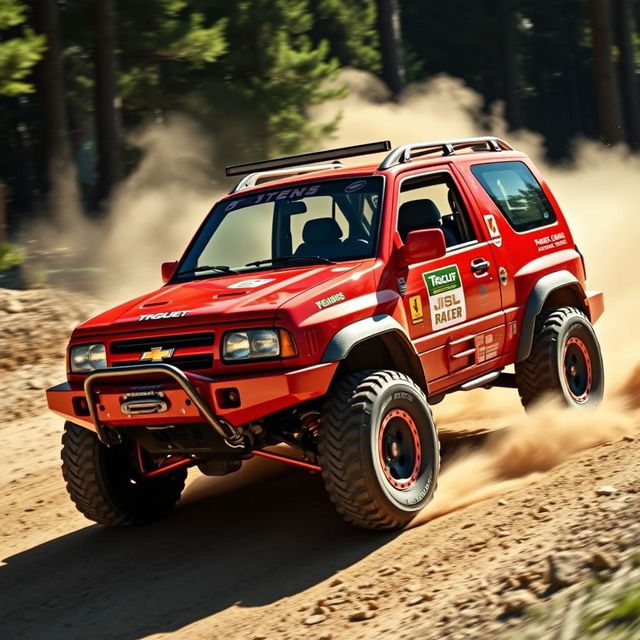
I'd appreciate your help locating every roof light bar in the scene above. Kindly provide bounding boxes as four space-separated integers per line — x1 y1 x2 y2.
225 141 392 177
230 163 344 193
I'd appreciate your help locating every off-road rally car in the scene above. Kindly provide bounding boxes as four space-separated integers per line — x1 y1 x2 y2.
47 137 604 530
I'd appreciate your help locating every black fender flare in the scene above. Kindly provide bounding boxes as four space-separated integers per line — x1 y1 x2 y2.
321 314 427 390
516 270 586 362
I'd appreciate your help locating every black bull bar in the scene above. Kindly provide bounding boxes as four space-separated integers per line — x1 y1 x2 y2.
83 364 244 448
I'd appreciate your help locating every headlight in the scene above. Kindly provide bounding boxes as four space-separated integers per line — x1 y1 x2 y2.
222 329 296 361
70 343 107 373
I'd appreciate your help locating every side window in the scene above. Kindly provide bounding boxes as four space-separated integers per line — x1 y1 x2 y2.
471 161 556 232
398 173 476 248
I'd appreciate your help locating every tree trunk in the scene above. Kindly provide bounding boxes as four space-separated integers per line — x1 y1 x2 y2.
0 181 6 244
587 0 624 144
612 0 640 148
500 0 523 129
35 0 80 224
375 0 405 99
94 0 122 207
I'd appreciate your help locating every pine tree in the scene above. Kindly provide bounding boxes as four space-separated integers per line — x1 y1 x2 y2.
0 0 45 240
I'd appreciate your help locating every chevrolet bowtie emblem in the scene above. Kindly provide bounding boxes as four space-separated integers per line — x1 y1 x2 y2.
140 346 174 362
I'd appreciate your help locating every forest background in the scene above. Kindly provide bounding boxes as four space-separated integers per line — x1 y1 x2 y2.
0 0 638 246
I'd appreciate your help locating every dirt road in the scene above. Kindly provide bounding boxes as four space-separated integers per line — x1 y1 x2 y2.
2 289 639 640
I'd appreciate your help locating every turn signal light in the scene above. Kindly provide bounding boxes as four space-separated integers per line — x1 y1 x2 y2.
279 329 298 358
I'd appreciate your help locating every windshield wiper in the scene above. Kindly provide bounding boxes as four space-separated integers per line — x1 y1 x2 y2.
176 264 238 276
245 256 335 268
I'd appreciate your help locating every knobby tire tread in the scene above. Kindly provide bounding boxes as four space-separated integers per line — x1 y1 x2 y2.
515 306 587 407
318 370 437 530
61 422 185 526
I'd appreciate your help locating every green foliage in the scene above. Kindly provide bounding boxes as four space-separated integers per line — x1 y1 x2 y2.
585 585 640 637
0 242 25 270
163 13 227 66
0 0 45 96
312 0 381 72
207 0 344 155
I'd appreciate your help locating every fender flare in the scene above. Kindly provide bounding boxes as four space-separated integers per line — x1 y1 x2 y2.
516 270 586 362
322 314 417 362
321 314 427 389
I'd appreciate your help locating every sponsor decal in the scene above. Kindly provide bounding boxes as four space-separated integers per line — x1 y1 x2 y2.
315 291 346 310
139 310 189 321
227 278 275 289
140 346 174 362
422 265 467 330
484 214 502 247
474 332 499 363
409 294 424 324
345 180 367 193
224 185 320 212
534 231 567 252
407 471 432 504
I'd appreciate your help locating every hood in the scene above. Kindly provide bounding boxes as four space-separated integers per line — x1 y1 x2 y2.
74 263 361 336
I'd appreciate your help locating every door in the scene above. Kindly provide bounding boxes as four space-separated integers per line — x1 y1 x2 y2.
397 170 506 385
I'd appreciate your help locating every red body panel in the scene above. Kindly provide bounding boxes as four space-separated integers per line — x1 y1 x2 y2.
47 147 602 433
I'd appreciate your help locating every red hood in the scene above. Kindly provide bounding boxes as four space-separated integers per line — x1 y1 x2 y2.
74 264 361 337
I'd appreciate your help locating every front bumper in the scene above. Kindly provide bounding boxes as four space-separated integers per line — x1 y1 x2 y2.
46 361 338 443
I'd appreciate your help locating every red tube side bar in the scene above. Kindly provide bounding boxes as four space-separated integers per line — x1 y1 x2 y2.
252 449 321 472
137 446 197 478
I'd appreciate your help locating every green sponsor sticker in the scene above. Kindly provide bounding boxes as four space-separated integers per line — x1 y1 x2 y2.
423 265 461 296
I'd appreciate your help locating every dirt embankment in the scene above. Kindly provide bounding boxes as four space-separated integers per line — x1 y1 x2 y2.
0 288 100 423
1 286 639 640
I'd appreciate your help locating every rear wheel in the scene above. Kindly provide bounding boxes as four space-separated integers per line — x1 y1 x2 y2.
318 370 439 530
61 421 186 526
515 306 604 409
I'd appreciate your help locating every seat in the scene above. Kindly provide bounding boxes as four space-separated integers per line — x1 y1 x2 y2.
294 218 343 257
397 198 457 247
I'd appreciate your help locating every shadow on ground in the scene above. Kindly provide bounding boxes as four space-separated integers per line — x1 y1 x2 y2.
1 468 395 640
1 426 496 640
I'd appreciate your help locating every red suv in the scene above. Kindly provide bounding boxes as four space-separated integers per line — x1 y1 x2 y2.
47 137 604 530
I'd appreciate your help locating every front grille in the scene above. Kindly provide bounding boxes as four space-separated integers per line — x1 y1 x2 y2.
113 355 214 369
111 333 214 354
110 332 215 371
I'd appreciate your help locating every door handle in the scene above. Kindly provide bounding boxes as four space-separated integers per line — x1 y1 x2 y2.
471 258 490 274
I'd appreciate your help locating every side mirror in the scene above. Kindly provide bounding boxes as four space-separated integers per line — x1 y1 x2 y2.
161 260 178 283
398 228 447 267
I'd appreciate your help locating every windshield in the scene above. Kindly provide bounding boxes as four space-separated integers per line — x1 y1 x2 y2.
175 177 383 280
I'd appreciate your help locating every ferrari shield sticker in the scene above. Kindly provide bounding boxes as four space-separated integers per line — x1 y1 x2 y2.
409 295 424 324
423 265 467 330
484 214 502 247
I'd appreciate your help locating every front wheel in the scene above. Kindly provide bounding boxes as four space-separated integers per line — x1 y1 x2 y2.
515 306 604 409
318 370 439 530
61 421 187 526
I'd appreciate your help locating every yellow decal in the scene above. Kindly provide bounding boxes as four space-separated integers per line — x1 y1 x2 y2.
409 295 424 324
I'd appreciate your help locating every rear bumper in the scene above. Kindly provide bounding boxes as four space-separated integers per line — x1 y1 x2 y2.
46 361 338 442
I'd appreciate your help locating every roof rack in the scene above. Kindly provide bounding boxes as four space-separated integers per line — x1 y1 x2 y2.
226 140 391 193
378 136 512 170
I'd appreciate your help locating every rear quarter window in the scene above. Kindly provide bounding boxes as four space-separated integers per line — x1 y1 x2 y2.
471 161 556 232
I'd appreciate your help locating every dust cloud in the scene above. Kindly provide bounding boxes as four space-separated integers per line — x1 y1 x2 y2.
409 400 638 528
96 115 223 301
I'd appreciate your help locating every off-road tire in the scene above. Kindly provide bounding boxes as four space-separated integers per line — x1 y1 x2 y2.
61 421 187 526
318 370 439 530
515 306 604 409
